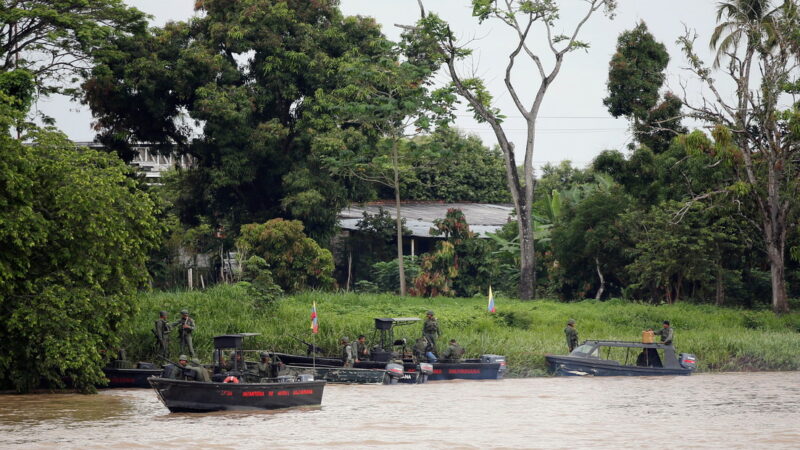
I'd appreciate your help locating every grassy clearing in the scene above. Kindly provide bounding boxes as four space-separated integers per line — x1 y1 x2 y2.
125 285 800 376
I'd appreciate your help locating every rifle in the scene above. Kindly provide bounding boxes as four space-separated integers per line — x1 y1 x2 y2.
158 356 194 380
289 335 325 356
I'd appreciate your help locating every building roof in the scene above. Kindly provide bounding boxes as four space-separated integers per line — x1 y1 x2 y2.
339 202 514 238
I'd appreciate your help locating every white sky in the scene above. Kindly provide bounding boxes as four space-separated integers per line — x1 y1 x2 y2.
38 0 724 170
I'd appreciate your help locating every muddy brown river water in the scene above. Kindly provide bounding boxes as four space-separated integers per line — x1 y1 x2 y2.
0 372 798 449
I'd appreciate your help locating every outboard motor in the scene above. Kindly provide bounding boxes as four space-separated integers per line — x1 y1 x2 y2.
415 363 433 384
481 354 508 378
384 363 404 384
296 373 315 382
679 353 697 370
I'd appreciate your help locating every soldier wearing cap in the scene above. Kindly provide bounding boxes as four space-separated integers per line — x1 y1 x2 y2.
652 320 674 344
422 310 440 354
340 337 354 368
172 309 196 358
188 357 211 382
441 338 465 362
173 354 190 380
153 311 171 358
256 352 273 378
564 319 578 352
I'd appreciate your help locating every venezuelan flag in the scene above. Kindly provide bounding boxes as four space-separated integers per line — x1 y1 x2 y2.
310 301 319 334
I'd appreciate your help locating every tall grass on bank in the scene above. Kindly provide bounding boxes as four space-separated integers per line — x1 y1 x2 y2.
126 285 800 375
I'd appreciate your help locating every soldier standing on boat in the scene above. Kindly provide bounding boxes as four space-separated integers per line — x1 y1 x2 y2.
652 320 674 344
354 335 369 362
441 339 465 362
423 310 440 354
341 337 355 368
256 352 273 378
564 319 579 352
153 311 171 358
173 309 196 358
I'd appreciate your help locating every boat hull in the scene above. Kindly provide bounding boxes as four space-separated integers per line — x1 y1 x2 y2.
283 365 387 384
102 367 161 388
148 377 325 412
546 355 692 376
272 353 505 381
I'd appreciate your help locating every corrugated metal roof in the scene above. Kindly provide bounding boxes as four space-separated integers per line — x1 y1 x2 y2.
339 202 514 238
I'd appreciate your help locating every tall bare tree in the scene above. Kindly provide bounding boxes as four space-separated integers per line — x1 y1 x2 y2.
415 0 616 299
679 0 799 313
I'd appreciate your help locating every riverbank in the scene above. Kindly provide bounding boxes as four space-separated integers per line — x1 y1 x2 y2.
126 285 800 376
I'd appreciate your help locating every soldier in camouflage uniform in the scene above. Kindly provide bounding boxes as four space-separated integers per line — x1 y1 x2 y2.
189 358 211 382
172 309 196 358
441 339 465 362
354 335 369 362
340 337 354 368
422 310 440 354
153 311 171 358
652 320 674 344
564 319 579 352
256 352 273 379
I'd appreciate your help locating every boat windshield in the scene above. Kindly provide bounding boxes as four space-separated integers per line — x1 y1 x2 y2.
570 344 599 358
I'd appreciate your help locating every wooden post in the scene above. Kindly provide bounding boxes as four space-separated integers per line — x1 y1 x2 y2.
346 251 353 292
200 275 206 290
411 238 415 259
188 268 193 290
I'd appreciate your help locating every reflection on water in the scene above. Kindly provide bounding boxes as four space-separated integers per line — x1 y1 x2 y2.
1 372 798 449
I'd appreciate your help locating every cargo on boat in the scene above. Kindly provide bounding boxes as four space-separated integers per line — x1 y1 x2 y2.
148 333 325 412
545 340 697 376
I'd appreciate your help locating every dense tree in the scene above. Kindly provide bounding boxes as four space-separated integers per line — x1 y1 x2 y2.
84 0 395 242
0 73 160 392
0 0 146 96
679 0 799 313
236 219 334 293
416 0 617 300
603 22 670 122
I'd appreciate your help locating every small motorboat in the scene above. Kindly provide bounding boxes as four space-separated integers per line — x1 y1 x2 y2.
148 333 325 412
545 340 697 376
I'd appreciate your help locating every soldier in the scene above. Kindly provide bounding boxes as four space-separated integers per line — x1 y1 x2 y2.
652 320 674 345
422 310 440 354
174 354 191 380
256 352 273 379
413 336 437 363
340 337 354 368
189 358 211 382
172 309 196 358
354 335 369 363
564 319 579 352
153 311 171 358
441 339 465 362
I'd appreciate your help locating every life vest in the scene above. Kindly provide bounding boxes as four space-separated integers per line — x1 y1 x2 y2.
223 376 239 383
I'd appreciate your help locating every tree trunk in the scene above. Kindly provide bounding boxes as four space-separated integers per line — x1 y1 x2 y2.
594 257 605 300
767 243 789 314
715 265 725 306
392 142 406 296
517 204 535 300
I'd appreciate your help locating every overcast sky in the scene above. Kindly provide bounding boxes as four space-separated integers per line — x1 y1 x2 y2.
40 0 724 170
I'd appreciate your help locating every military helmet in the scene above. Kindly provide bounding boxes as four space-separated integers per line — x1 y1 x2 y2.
341 336 349 343
567 319 576 325
180 309 189 315
159 310 167 317
260 352 269 358
178 354 188 361
663 320 670 325
426 310 434 316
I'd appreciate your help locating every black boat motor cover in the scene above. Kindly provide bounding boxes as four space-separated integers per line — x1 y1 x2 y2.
385 363 404 379
679 353 697 370
418 363 433 375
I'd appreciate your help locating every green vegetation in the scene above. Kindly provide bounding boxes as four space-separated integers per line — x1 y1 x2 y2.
125 285 800 377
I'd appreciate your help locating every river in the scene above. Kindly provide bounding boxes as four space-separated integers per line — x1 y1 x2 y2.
0 372 798 449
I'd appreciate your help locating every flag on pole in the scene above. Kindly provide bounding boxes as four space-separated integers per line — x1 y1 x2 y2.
310 301 319 334
488 286 496 313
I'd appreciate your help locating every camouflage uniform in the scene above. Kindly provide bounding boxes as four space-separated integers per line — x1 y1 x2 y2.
423 311 440 353
441 341 465 362
413 336 430 362
172 310 196 358
653 325 674 344
188 358 211 382
256 352 273 378
153 312 171 358
564 319 578 352
341 338 354 368
353 338 369 361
